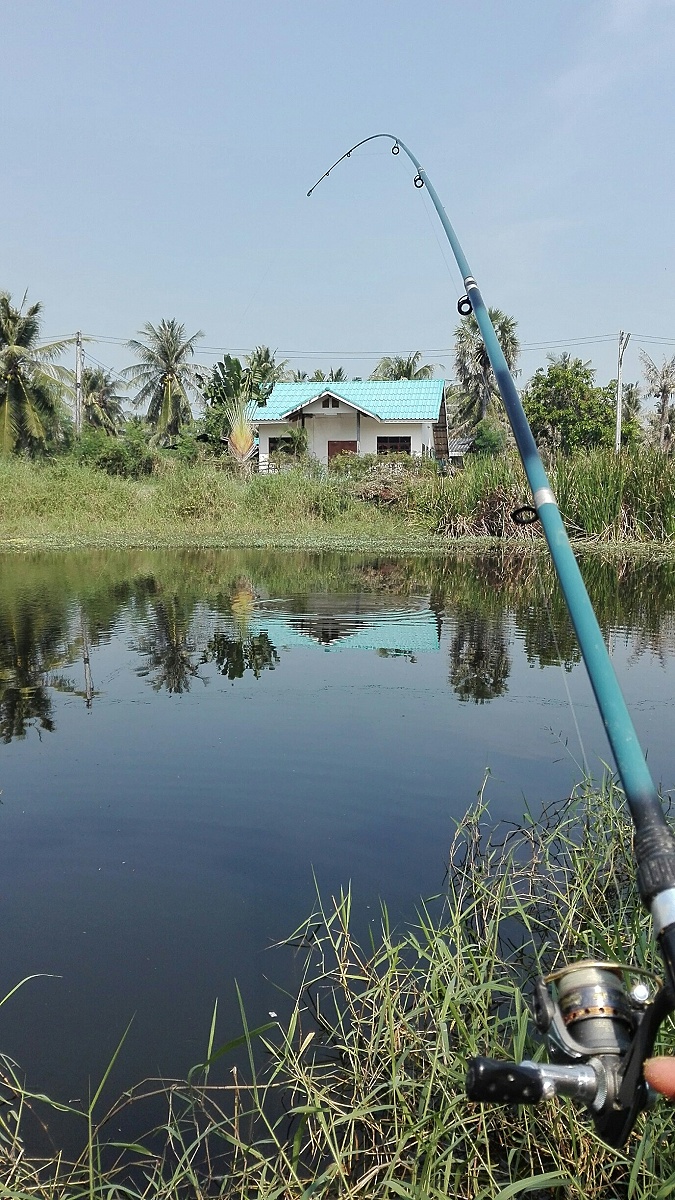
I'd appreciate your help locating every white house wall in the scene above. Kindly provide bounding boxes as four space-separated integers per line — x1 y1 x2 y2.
259 405 435 466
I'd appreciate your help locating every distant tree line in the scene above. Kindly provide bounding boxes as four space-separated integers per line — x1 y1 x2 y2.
2 288 675 459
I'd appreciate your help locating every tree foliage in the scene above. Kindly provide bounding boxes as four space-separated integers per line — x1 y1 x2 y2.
123 319 204 441
244 345 289 404
82 366 126 435
640 350 675 452
0 292 72 455
521 353 635 454
454 309 519 423
471 417 507 456
370 352 434 381
308 367 348 382
200 354 245 448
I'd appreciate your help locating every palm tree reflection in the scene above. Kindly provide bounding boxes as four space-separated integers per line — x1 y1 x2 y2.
135 597 204 694
205 630 279 681
203 581 280 681
449 612 511 704
0 609 66 741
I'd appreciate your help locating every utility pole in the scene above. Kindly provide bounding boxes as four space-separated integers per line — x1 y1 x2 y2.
614 330 631 454
75 331 83 436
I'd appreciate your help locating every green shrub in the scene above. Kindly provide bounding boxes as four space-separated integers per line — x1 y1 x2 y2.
72 424 156 478
471 417 507 456
244 470 351 522
330 451 437 479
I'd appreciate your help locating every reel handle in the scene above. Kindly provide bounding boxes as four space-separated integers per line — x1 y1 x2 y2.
466 1056 601 1106
466 1057 543 1104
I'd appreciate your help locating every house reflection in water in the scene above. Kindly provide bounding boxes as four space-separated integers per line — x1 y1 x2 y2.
249 594 440 659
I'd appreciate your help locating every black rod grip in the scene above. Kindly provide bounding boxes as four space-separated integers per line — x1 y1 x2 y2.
466 1057 543 1104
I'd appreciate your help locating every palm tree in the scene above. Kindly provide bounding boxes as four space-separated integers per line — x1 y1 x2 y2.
243 345 289 405
123 319 204 440
454 309 519 423
135 597 202 694
370 352 435 381
0 292 73 455
640 351 675 451
289 370 309 382
309 367 348 383
82 365 126 435
449 612 511 704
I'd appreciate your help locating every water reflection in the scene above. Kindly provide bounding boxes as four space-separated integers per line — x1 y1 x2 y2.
204 630 280 680
0 604 72 741
134 597 204 695
449 612 511 704
2 545 675 1125
1 547 675 738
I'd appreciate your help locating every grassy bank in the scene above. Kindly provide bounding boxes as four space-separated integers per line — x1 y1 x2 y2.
1 448 675 552
2 778 675 1198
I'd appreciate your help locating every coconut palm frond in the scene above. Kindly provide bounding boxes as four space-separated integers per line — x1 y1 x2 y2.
454 310 519 424
82 367 126 434
123 319 204 440
640 350 675 451
370 352 435 381
0 293 67 454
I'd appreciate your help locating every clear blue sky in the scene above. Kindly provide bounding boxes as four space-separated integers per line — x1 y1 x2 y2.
3 0 674 391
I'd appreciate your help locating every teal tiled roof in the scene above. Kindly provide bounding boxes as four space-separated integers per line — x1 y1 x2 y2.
257 380 444 422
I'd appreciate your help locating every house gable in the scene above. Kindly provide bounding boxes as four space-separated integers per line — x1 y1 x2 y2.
281 390 382 422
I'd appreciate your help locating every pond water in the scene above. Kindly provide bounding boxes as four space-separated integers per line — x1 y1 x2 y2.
1 546 674 1138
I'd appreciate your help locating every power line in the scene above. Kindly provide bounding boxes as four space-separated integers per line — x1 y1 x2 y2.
39 330 675 362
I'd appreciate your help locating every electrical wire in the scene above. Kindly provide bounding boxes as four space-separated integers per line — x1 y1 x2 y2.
38 332 675 362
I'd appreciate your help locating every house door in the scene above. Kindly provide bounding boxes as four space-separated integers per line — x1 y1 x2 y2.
328 440 357 461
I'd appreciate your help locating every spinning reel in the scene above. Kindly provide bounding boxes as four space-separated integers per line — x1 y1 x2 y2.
467 959 674 1147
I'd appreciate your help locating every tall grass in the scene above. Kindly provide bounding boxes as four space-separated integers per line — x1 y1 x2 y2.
0 459 411 546
2 777 674 1197
412 449 675 542
2 449 675 548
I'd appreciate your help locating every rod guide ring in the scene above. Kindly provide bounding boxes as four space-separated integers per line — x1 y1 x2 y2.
457 295 472 316
511 505 539 526
413 174 424 188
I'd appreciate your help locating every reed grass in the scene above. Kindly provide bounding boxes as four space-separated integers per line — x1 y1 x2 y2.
2 776 674 1197
412 449 675 543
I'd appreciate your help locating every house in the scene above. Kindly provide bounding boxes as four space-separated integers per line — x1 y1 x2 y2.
446 437 474 466
256 379 446 466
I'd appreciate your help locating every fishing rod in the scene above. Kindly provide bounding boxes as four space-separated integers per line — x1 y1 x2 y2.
308 134 675 1148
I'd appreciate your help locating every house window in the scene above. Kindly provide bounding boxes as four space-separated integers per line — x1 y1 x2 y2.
377 436 411 455
322 397 330 408
269 436 294 455
331 398 339 408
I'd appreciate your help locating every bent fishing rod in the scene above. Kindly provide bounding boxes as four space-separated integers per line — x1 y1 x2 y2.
308 134 675 1148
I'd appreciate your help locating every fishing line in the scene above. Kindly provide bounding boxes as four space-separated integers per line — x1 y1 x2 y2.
534 554 590 777
420 187 463 293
